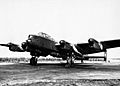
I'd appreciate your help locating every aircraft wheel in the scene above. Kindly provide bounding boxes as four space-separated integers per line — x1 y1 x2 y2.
81 59 84 63
66 56 74 67
30 56 37 66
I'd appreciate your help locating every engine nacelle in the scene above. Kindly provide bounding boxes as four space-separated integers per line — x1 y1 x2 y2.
59 40 72 51
21 42 28 51
8 43 24 52
88 38 103 50
59 40 69 45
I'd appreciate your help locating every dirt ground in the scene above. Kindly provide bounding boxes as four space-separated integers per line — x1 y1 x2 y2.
1 61 120 86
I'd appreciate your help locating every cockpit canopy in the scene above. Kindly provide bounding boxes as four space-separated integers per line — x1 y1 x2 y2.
28 32 57 44
37 32 55 42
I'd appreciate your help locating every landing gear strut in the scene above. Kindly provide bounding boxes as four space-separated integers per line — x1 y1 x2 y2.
81 56 84 63
81 59 84 63
65 54 75 67
104 50 107 61
30 56 37 66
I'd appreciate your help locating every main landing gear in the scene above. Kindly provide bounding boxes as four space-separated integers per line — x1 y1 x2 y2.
65 54 75 67
104 50 107 61
30 56 38 66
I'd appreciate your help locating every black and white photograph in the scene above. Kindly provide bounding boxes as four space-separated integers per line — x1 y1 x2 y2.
0 0 120 86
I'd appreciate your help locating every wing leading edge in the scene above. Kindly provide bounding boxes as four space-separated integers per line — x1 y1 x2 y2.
101 39 120 49
76 39 120 55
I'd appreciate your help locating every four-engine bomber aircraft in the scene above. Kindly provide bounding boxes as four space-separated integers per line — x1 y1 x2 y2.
0 32 120 66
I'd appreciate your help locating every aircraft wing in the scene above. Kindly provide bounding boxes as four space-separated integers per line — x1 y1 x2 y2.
76 43 100 54
101 39 120 49
76 39 120 55
0 42 24 52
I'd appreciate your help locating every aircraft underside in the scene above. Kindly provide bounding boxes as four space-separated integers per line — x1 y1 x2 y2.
29 49 107 67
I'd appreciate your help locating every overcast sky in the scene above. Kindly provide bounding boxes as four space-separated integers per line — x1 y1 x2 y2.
0 0 120 58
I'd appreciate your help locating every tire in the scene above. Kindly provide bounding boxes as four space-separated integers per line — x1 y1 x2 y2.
66 56 72 66
30 57 37 66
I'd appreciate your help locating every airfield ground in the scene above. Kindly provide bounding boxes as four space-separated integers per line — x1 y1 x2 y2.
0 58 120 86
